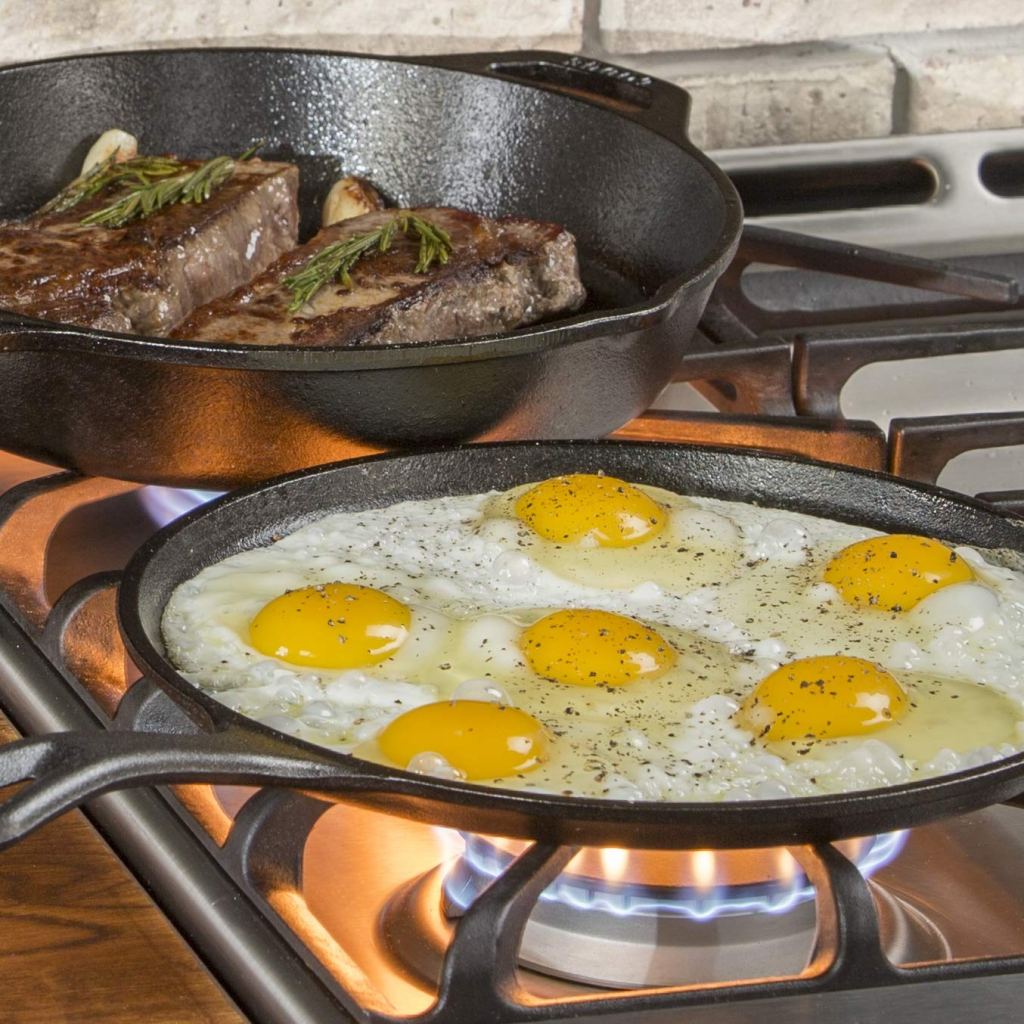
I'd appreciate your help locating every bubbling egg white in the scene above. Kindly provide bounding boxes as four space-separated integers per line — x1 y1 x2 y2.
161 476 1024 801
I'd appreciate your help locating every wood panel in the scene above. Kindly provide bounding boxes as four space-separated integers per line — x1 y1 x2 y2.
0 712 244 1024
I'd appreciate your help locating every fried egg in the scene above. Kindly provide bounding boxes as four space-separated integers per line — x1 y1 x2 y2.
249 582 411 668
161 474 1024 802
824 534 975 611
738 653 1018 762
377 700 548 780
481 474 743 592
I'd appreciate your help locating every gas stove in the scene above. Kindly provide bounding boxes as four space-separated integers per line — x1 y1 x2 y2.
1 128 1023 1022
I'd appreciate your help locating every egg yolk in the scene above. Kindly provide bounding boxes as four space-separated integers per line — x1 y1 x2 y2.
824 534 974 612
250 582 410 669
378 700 548 780
521 608 677 687
739 655 908 743
514 473 666 547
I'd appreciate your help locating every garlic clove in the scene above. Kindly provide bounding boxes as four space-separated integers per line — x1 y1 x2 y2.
81 129 138 175
322 175 385 226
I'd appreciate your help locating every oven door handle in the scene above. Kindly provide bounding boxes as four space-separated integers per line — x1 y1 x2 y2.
0 718 361 852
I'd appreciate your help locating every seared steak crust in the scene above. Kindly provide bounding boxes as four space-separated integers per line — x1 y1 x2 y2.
0 159 299 335
173 207 586 347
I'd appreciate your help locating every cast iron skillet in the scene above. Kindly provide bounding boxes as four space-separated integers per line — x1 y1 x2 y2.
0 48 741 488
2 440 1024 853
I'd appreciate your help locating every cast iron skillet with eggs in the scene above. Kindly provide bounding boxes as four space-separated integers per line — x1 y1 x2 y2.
1 439 1024 853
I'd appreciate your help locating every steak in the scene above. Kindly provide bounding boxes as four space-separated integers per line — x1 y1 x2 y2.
0 159 299 335
172 207 586 346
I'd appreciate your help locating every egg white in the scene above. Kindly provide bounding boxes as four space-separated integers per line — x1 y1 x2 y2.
161 485 1024 801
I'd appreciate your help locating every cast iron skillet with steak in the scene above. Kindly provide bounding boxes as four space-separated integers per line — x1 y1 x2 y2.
0 159 299 335
0 48 742 485
173 207 586 346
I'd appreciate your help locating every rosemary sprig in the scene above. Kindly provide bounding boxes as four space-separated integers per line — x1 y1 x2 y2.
284 212 453 312
407 214 453 274
238 138 267 161
81 155 238 228
37 154 186 217
55 140 267 229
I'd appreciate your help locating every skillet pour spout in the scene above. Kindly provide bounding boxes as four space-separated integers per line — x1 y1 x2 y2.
2 441 1024 853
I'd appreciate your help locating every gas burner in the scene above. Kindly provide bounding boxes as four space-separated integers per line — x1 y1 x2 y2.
446 838 829 988
445 833 905 921
139 485 220 526
379 830 949 991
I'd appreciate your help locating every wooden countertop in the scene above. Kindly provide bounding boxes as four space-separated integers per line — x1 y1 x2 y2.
0 711 244 1024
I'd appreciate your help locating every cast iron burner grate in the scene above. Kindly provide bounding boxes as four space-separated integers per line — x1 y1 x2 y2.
617 225 1024 508
0 226 1023 1023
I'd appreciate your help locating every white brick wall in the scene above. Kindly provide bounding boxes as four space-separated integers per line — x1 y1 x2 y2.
893 29 1024 133
0 0 584 58
649 46 896 149
599 0 1021 53
1 0 1023 148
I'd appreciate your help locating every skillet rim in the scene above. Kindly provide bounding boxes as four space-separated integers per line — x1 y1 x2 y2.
117 439 1024 842
0 45 743 371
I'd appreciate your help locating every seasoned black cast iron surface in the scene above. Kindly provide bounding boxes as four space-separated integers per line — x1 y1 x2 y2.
0 49 740 486
4 441 1024 853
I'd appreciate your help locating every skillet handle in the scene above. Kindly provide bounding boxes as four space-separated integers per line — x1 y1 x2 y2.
0 722 352 852
417 50 693 146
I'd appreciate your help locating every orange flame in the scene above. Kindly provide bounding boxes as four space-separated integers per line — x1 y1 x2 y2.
599 847 629 883
691 850 717 892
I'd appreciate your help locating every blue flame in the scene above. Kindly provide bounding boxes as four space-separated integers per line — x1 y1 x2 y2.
140 487 221 527
445 831 907 921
